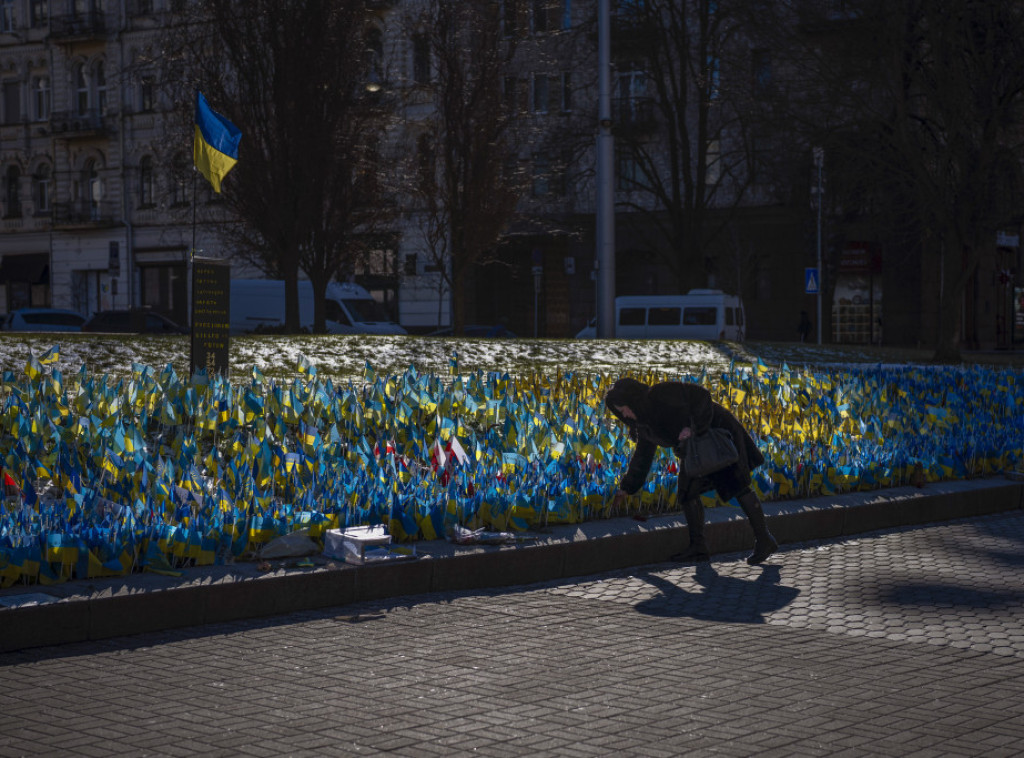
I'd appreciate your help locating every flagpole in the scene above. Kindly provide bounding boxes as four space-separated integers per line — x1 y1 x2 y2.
189 166 197 373
191 167 197 264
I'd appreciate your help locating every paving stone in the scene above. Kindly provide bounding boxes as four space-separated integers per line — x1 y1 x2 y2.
1 510 1024 755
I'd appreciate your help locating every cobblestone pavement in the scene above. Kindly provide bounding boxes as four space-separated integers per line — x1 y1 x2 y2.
1 511 1023 758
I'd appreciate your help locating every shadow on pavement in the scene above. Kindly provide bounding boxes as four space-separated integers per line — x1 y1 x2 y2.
883 582 1024 610
633 562 800 624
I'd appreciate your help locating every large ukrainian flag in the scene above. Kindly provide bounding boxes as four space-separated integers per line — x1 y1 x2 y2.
193 91 242 193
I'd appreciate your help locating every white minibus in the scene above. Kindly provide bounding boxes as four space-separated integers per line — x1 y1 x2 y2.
576 289 745 340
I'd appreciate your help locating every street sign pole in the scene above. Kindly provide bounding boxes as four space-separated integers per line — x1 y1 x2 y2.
813 147 824 345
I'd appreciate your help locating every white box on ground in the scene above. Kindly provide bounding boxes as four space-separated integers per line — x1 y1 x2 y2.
323 526 416 565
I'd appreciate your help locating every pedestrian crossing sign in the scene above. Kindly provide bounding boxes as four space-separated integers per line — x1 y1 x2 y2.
805 268 819 294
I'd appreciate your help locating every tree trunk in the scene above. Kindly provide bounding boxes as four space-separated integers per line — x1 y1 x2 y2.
451 261 466 334
283 255 302 333
930 239 970 362
311 275 328 334
932 291 962 362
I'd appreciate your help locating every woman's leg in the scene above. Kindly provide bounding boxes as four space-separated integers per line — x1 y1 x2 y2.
736 489 778 565
671 478 709 562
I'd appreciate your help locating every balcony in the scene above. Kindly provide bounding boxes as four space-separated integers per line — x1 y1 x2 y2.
49 110 108 139
52 201 118 229
50 12 107 42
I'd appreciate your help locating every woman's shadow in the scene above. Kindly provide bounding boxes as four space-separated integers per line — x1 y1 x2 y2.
634 562 800 624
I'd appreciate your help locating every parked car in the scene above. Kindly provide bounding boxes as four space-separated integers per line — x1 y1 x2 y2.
4 308 86 332
82 309 188 334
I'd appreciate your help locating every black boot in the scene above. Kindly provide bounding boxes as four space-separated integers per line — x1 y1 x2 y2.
671 498 710 562
738 491 778 565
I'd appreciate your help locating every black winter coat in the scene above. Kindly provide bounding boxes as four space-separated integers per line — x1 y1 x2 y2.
608 381 765 496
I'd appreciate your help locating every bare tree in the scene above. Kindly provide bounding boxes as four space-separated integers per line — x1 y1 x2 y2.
608 0 772 291
162 0 390 333
402 0 524 334
762 0 1024 359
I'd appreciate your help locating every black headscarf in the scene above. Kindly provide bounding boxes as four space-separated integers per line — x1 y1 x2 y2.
604 377 650 440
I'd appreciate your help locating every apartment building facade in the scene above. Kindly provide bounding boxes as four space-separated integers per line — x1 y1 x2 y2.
0 0 812 340
0 1 232 327
1 1 1014 347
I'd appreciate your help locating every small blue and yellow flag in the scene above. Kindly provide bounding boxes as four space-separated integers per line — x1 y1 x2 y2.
24 352 42 381
193 91 241 193
39 345 60 365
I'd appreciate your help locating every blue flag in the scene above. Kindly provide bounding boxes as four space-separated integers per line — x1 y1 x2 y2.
193 91 242 193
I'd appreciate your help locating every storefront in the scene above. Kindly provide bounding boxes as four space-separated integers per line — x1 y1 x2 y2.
0 253 50 312
831 242 883 345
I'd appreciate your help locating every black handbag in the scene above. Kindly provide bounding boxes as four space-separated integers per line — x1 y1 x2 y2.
683 427 739 478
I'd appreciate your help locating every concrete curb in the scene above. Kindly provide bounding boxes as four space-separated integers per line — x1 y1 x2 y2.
1 477 1021 652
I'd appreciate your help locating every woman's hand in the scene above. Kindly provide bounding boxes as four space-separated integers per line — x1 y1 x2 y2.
678 427 693 442
611 490 628 512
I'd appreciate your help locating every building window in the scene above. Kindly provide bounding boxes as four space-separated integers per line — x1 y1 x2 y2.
32 76 49 121
366 27 383 91
706 54 720 101
503 0 519 37
73 0 106 16
503 76 517 113
171 154 189 206
75 61 107 116
76 160 102 219
5 166 21 218
532 153 550 197
617 0 646 19
531 0 549 33
614 68 649 126
706 139 721 186
615 67 647 107
33 164 50 213
752 48 771 95
532 74 549 113
562 0 571 29
75 66 89 114
2 80 20 124
416 133 434 192
168 152 191 205
560 72 572 112
616 147 648 191
29 0 46 27
750 134 773 185
554 148 571 195
0 0 14 33
139 75 154 112
139 156 154 208
95 61 107 113
412 32 430 84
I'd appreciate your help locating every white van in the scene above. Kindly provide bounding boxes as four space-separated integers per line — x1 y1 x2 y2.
230 279 407 335
576 289 745 340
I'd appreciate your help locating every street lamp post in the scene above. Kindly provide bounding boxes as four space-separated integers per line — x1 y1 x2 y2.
596 0 615 338
813 146 824 345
